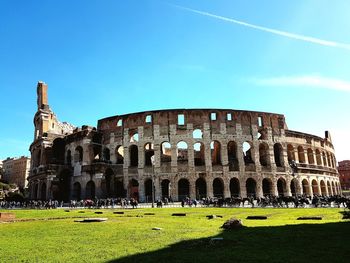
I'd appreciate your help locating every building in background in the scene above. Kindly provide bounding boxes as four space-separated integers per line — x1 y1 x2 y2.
338 160 350 190
0 160 3 180
2 156 31 189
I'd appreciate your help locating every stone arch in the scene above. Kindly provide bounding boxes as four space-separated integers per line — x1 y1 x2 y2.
302 179 310 195
129 179 139 200
243 141 254 165
161 179 170 199
312 179 319 195
194 142 205 166
66 150 72 165
297 146 305 163
75 146 83 163
277 178 286 196
72 182 81 200
211 141 221 165
259 142 270 166
104 168 114 197
91 133 102 160
144 178 153 202
40 183 47 200
290 178 298 196
287 144 295 162
52 169 71 201
320 180 327 196
322 152 327 167
195 177 207 199
178 178 190 201
228 141 239 171
246 178 257 197
103 147 110 162
213 178 224 198
327 181 332 195
326 153 331 167
315 149 322 165
114 178 125 198
160 142 171 163
130 131 139 143
262 178 272 196
307 148 314 164
86 180 95 199
52 138 65 164
144 143 154 166
274 143 284 167
230 178 240 197
129 145 138 167
115 145 124 164
177 141 188 164
331 181 336 195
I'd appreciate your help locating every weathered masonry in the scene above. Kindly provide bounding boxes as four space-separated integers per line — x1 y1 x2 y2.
28 81 341 201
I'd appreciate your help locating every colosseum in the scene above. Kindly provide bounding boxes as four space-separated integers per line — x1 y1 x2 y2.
28 81 341 201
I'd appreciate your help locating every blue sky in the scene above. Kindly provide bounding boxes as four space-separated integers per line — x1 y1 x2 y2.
0 0 349 161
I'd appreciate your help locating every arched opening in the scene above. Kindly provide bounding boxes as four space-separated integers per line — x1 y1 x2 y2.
178 178 190 201
320 180 327 195
230 178 240 197
33 184 39 200
72 182 81 200
52 138 65 164
116 146 124 164
75 146 83 163
129 179 139 200
40 183 46 200
322 152 327 167
246 178 256 197
130 131 139 143
315 149 322 165
195 177 207 199
277 178 286 196
129 145 138 167
177 141 188 164
104 168 113 197
332 182 336 195
86 181 95 199
92 133 102 160
35 149 41 167
114 179 125 198
243 142 254 165
274 143 283 167
290 179 298 196
193 129 203 139
161 142 171 163
327 181 332 195
259 143 270 167
144 143 154 166
194 142 205 166
213 178 224 198
52 169 71 201
103 147 110 162
262 178 272 196
307 148 314 164
211 141 221 165
312 180 319 195
66 150 72 165
228 141 239 171
297 146 305 163
287 144 295 162
302 179 310 195
326 153 331 167
161 179 170 199
144 179 154 203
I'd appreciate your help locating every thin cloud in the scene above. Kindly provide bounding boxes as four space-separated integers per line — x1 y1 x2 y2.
254 75 350 92
173 5 350 51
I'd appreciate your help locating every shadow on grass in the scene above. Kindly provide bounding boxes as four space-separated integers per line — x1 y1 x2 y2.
107 221 350 263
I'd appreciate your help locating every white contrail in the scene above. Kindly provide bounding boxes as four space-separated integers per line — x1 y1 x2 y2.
174 5 350 50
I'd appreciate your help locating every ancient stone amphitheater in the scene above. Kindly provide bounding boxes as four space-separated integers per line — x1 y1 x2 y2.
28 82 341 201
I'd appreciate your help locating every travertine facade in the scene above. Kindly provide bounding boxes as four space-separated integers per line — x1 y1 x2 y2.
2 156 31 189
28 82 341 201
338 160 350 190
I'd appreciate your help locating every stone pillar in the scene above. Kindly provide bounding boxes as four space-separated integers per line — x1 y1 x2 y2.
138 178 145 202
206 176 213 198
138 145 144 169
221 140 228 166
285 179 292 196
271 179 278 196
256 178 263 198
239 179 247 198
187 143 195 169
223 179 230 198
189 178 196 199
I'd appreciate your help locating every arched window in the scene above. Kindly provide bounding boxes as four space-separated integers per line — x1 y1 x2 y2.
210 141 221 165
103 147 110 161
75 146 83 163
194 142 205 166
287 144 295 162
161 142 171 163
274 143 283 167
193 129 203 139
297 146 305 163
129 145 138 167
177 141 188 163
130 131 139 143
116 145 124 164
243 142 254 165
144 143 154 166
228 141 239 171
259 143 269 167
315 149 322 165
307 148 314 164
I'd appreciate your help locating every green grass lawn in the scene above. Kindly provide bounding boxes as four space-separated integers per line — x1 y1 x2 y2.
0 207 349 263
